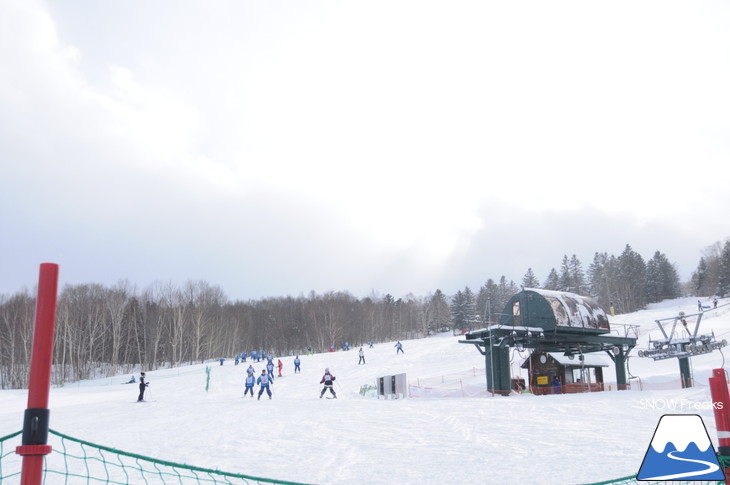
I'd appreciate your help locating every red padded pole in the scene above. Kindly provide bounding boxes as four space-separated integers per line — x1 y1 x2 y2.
16 263 59 485
709 368 730 479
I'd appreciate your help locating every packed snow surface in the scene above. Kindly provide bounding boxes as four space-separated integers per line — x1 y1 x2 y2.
1 297 729 484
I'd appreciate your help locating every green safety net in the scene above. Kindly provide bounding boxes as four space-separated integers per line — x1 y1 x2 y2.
2 429 727 485
1 429 311 485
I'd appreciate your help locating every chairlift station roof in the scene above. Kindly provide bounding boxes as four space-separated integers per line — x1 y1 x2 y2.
463 288 636 356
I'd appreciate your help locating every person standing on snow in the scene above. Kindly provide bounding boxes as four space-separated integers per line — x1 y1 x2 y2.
320 368 337 399
395 341 404 354
257 370 273 400
358 347 366 365
266 360 275 380
246 364 255 375
137 372 149 402
294 356 301 373
244 369 256 398
277 359 283 377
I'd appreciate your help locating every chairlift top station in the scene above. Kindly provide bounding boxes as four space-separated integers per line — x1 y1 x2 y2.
460 288 638 395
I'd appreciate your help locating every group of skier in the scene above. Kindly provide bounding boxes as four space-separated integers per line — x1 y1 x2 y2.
241 361 337 400
244 368 273 399
133 340 407 401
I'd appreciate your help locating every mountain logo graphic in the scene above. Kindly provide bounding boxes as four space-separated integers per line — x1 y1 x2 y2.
637 414 725 481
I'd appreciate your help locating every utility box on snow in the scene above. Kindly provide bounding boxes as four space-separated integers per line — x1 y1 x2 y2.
377 373 407 399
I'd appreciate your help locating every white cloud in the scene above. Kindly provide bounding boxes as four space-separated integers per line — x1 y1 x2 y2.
1 0 729 299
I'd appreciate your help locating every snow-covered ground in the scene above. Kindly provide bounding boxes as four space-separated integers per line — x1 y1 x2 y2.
1 296 729 484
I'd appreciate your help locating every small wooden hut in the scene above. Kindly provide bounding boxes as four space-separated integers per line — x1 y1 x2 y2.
521 351 609 395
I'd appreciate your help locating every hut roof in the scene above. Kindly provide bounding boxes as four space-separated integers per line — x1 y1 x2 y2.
547 352 610 367
521 352 611 368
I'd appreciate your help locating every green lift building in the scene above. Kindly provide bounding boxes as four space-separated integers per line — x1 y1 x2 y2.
460 288 637 395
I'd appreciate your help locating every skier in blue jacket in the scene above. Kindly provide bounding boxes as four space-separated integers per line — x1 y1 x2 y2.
257 370 273 400
244 369 256 398
266 360 275 380
294 356 301 373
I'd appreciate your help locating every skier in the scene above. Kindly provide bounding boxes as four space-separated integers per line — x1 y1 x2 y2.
395 341 404 354
126 376 136 384
358 347 365 365
244 369 256 398
247 364 256 375
266 360 275 380
277 359 283 377
294 355 301 373
235 354 240 366
257 370 273 400
241 351 247 362
137 372 149 402
219 357 225 366
320 368 337 399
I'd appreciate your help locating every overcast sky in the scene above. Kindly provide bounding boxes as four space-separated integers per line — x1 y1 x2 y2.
2 0 729 301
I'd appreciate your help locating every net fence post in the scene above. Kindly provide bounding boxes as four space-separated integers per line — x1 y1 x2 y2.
15 263 59 485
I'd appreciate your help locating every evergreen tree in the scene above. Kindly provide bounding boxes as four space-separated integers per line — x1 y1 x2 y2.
558 255 572 291
615 244 646 312
692 242 723 296
427 289 451 332
587 252 618 311
450 290 467 331
644 253 664 303
476 279 500 324
543 268 560 290
718 241 730 297
658 253 682 300
496 277 519 318
569 254 586 294
691 257 708 296
521 268 540 289
463 286 477 329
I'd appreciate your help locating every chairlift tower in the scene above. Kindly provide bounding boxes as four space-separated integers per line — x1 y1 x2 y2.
637 311 727 388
